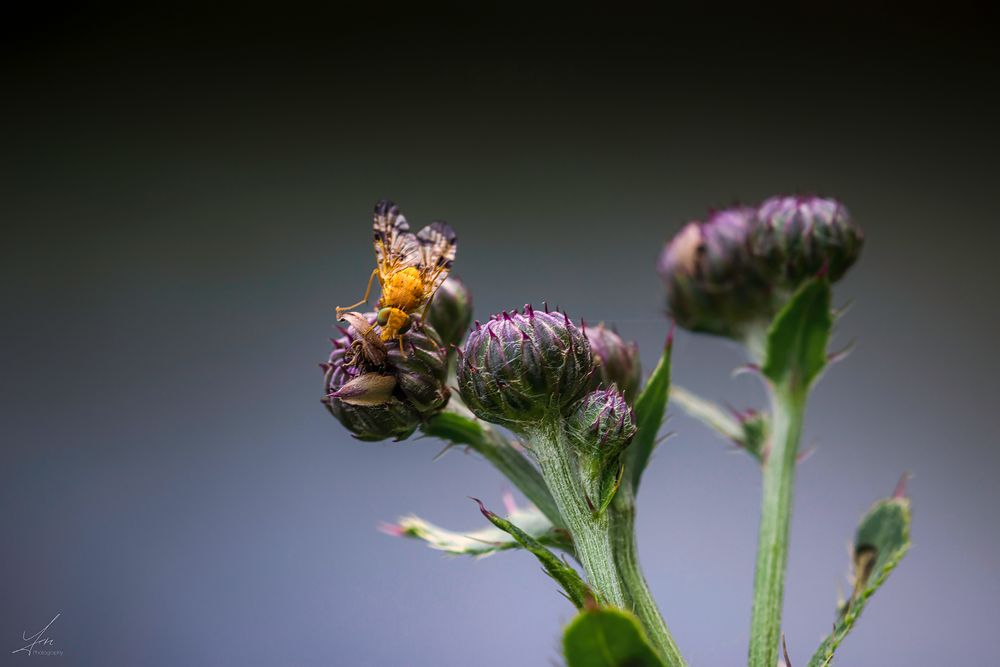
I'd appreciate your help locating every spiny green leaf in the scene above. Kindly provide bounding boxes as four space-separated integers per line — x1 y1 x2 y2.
761 277 833 394
564 607 667 667
627 332 673 490
807 491 912 667
669 386 768 461
473 498 593 609
386 501 569 558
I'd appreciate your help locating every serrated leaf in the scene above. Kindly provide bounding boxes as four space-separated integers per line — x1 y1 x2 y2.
387 501 569 558
669 386 768 461
761 277 833 394
627 333 673 490
474 499 593 609
807 494 912 667
564 607 667 667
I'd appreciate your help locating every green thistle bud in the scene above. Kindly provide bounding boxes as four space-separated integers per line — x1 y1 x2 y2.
566 387 637 465
584 323 642 404
752 195 864 286
322 313 450 441
425 275 474 349
457 306 594 428
657 206 774 339
565 387 636 514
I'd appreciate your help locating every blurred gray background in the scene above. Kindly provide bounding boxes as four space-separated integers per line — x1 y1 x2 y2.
3 3 998 665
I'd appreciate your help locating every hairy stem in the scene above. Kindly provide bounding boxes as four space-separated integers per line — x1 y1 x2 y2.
610 484 688 667
525 420 626 608
748 385 807 667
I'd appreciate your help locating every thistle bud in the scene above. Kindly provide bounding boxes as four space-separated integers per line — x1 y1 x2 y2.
752 195 863 286
425 275 474 349
457 307 594 428
566 388 637 464
322 313 450 441
657 206 773 339
584 323 641 404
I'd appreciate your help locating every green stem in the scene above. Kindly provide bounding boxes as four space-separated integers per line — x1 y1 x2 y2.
611 483 688 667
748 385 807 667
525 420 627 608
423 404 564 528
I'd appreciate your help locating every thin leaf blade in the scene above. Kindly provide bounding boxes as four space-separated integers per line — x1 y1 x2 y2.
670 385 767 461
628 332 673 490
386 502 569 558
473 499 593 609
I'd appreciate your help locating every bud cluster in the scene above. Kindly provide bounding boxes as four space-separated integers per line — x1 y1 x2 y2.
322 313 450 441
658 195 863 339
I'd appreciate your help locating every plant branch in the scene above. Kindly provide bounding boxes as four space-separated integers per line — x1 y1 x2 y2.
610 483 688 667
748 384 807 667
525 420 627 608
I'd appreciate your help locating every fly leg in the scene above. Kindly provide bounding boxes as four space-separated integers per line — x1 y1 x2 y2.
336 268 378 319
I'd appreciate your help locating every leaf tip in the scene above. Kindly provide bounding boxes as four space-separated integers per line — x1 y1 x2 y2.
377 521 405 537
469 496 495 519
893 471 913 500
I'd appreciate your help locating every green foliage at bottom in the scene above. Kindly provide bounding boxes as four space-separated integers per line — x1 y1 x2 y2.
564 607 666 667
807 494 912 667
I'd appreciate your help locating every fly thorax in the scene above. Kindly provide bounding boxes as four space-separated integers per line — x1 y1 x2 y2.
383 267 425 311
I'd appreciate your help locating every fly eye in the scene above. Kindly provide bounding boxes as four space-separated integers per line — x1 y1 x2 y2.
397 316 412 334
376 308 391 326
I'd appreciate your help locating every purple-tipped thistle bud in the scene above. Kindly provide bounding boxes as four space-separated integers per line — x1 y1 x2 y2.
566 387 636 513
751 195 863 286
425 275 473 349
322 313 450 441
457 307 594 428
657 206 774 339
584 323 642 404
566 387 637 465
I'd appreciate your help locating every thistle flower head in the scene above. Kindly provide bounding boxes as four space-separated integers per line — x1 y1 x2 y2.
566 387 637 464
457 306 594 428
322 312 450 441
657 206 773 339
584 323 642 404
425 275 474 349
752 195 863 286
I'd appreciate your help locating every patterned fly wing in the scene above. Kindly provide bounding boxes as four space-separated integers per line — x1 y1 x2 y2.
372 200 420 274
416 221 457 297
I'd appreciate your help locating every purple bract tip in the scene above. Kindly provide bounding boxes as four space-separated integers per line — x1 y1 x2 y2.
893 472 912 499
468 496 495 519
